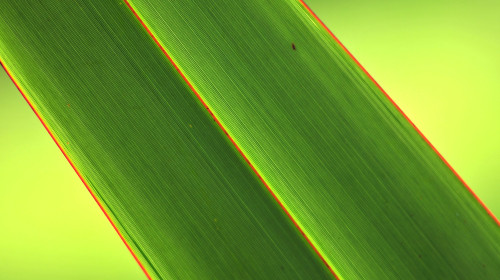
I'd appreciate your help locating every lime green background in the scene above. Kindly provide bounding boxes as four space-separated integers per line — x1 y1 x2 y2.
305 0 500 217
0 0 498 278
0 72 145 278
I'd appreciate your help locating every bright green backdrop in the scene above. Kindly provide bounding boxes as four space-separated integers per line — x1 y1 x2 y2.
0 70 145 279
0 0 498 278
307 0 500 218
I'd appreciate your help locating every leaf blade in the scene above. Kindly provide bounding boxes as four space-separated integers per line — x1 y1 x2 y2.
125 0 500 278
0 1 333 279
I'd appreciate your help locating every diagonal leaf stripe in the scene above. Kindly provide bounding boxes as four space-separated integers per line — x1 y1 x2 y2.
297 0 499 225
123 1 338 278
0 1 333 279
121 0 500 278
0 59 155 280
1 0 499 280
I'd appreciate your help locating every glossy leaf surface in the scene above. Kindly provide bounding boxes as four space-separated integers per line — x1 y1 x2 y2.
0 0 498 279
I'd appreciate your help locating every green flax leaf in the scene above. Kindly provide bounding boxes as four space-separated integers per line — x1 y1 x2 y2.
0 0 498 279
0 1 331 279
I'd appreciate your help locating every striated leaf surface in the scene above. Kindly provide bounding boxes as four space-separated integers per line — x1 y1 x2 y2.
0 1 332 279
125 0 500 278
0 0 499 279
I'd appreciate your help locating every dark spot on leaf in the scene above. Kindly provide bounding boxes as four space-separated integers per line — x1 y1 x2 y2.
292 43 296 50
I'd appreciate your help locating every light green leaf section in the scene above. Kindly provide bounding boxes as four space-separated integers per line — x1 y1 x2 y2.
0 1 331 279
0 0 499 279
127 0 500 279
0 68 146 280
305 0 500 217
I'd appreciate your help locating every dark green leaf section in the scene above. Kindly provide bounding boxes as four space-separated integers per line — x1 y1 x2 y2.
127 0 500 279
0 1 333 279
